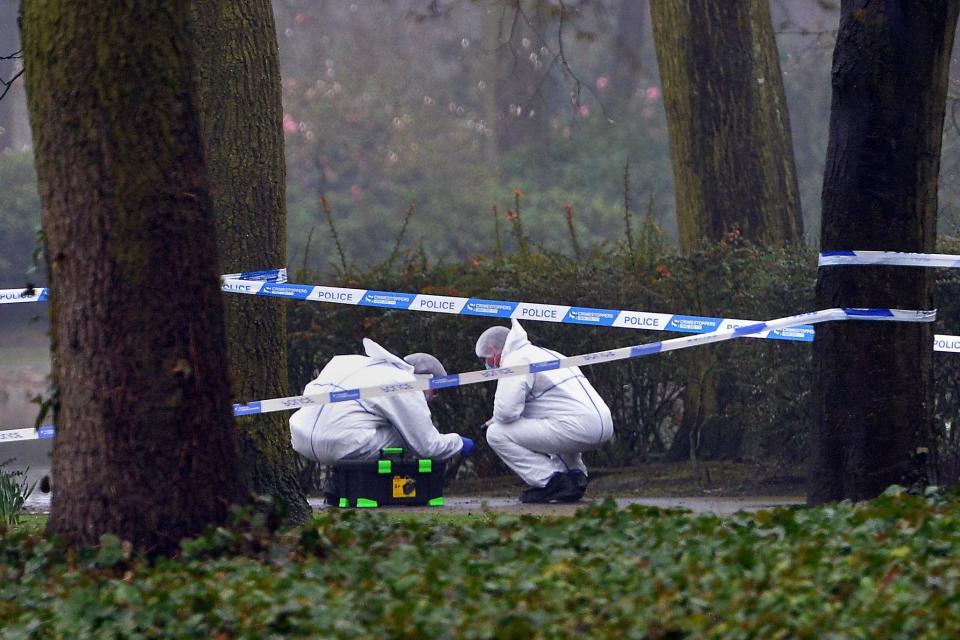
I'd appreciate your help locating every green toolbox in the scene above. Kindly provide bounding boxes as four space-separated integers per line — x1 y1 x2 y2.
326 448 445 508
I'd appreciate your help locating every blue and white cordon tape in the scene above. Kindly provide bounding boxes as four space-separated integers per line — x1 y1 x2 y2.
0 307 943 442
0 267 287 304
819 250 960 351
220 278 816 342
220 278 960 353
819 250 960 268
0 425 55 444
231 307 933 417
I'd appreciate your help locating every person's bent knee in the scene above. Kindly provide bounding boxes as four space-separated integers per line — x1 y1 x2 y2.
485 421 510 450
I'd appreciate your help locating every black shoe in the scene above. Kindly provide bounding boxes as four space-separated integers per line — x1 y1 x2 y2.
520 472 580 504
557 470 588 503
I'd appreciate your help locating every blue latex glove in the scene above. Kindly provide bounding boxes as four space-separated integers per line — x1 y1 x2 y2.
460 436 475 457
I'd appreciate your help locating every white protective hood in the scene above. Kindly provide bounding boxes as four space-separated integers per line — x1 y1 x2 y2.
363 337 415 373
288 338 463 463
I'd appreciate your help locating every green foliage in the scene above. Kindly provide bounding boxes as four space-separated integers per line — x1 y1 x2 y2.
288 220 818 480
289 219 960 483
4 492 960 636
0 460 35 526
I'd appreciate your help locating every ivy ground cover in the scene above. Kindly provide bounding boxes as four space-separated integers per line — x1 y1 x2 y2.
2 489 960 638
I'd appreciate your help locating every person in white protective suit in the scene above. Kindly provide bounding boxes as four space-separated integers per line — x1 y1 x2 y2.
289 338 473 466
475 319 614 503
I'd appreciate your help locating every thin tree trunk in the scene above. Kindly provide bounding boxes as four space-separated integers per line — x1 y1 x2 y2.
190 0 310 523
0 0 20 152
482 2 500 174
608 0 648 118
651 0 803 248
22 0 244 553
810 0 958 504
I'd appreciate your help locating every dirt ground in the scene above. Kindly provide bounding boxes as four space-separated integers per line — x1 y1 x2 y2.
447 460 807 499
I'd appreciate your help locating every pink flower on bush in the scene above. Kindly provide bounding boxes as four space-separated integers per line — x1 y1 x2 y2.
595 76 609 90
645 86 661 101
578 104 591 118
283 114 298 134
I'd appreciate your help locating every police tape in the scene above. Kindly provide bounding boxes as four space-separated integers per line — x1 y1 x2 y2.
0 426 54 444
0 307 943 443
0 267 288 304
220 279 960 353
229 307 935 417
819 251 960 268
220 278 817 343
936 334 960 353
222 268 288 283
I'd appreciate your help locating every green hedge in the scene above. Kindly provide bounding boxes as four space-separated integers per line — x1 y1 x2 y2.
287 227 960 482
3 489 960 637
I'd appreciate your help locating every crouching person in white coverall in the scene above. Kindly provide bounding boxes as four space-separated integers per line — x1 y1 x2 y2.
475 320 613 503
289 338 474 471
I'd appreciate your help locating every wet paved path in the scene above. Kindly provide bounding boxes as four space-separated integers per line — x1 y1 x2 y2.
307 495 804 516
25 494 803 516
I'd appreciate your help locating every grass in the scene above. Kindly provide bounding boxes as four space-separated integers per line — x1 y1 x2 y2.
9 513 45 535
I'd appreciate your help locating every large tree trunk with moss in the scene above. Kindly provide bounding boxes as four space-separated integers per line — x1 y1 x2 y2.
651 0 803 248
21 1 245 553
652 0 803 465
810 1 958 504
190 0 310 523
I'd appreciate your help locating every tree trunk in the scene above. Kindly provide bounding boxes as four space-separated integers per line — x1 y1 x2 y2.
482 2 501 174
21 1 245 553
651 0 803 248
651 0 805 464
190 0 310 524
810 0 958 504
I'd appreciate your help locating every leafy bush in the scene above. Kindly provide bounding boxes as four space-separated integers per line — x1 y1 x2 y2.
287 208 818 483
4 490 960 637
287 206 960 486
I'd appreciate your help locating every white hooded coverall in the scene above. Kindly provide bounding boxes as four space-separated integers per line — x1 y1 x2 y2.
486 320 614 487
289 339 464 464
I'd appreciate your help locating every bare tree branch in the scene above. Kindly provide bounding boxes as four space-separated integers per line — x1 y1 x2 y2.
1 48 23 103
501 0 613 123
